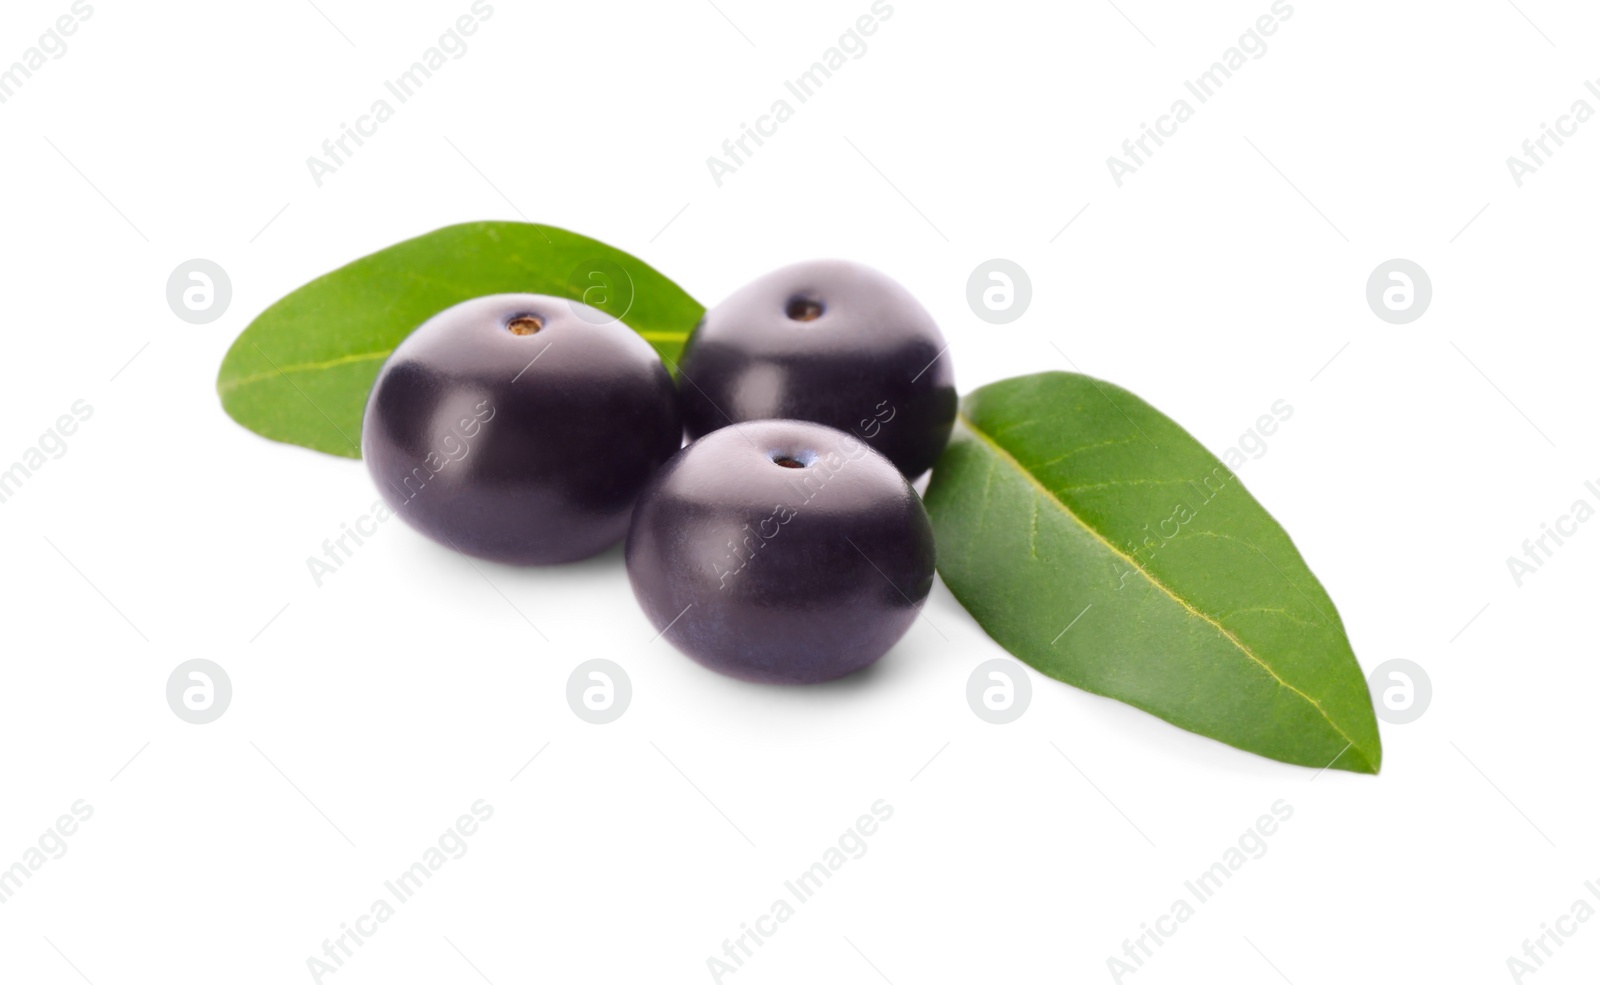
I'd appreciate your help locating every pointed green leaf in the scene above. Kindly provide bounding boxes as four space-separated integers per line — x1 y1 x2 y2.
216 221 703 458
925 371 1381 773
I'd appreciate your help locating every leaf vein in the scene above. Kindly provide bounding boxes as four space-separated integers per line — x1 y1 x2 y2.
1032 437 1142 470
1169 529 1251 548
218 349 393 393
1057 477 1194 494
957 412 1366 762
1219 606 1320 628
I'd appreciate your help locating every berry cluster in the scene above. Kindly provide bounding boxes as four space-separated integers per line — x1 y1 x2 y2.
363 260 954 683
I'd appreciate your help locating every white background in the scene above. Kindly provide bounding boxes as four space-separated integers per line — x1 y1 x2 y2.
1 0 1597 982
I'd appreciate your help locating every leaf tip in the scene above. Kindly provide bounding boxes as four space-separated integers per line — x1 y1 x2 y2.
1330 740 1382 775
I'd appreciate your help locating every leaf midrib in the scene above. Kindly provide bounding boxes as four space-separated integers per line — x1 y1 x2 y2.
957 411 1371 769
218 350 393 393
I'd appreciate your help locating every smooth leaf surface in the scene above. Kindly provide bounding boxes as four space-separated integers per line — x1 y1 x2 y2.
216 221 703 458
925 372 1381 773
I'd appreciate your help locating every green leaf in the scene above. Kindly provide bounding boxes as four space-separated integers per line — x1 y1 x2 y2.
925 372 1381 774
216 221 703 458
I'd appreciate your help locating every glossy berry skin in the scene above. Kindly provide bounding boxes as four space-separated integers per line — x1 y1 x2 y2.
362 294 680 565
626 420 935 684
677 260 956 479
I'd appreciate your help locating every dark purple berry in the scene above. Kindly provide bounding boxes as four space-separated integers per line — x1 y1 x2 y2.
677 260 956 478
362 294 680 564
626 420 935 684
